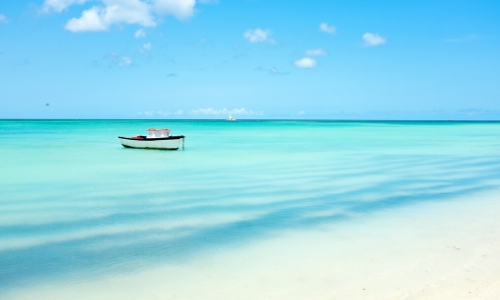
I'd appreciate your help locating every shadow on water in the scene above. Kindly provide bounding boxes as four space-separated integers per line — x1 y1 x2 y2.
2 120 500 293
1 170 500 292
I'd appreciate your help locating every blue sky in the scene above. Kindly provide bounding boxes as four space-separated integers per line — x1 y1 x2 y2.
0 0 499 119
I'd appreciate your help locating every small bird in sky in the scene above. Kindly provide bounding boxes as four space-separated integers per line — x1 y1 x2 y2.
45 102 50 107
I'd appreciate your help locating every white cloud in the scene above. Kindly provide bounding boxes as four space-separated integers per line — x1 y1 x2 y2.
65 7 108 32
157 110 171 116
139 110 182 117
0 14 9 23
43 0 197 32
105 53 133 67
134 28 146 38
189 108 261 116
41 0 88 13
142 42 152 51
305 48 327 56
154 0 195 19
66 1 156 32
298 111 305 115
120 56 132 66
244 28 273 43
362 32 386 46
294 57 316 69
319 22 335 34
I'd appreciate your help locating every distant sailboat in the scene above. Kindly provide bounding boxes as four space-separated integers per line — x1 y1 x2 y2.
227 114 236 121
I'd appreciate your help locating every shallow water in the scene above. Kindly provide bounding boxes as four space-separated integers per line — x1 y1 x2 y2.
1 120 500 297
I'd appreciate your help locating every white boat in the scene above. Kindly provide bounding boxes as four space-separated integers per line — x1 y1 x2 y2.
227 114 236 121
118 128 185 150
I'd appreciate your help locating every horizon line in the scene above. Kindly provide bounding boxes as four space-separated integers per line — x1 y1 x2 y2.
2 118 500 122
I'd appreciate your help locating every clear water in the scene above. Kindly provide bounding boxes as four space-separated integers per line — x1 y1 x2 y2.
1 120 500 295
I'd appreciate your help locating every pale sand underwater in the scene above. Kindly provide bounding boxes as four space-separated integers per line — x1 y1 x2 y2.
5 189 500 300
2 120 500 299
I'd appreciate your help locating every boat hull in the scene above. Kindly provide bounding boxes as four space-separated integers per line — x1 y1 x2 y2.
118 136 185 150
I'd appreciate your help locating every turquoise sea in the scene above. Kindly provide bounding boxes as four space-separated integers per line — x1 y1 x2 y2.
2 120 500 299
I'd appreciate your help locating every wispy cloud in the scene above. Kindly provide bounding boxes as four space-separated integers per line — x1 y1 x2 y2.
444 34 479 43
0 14 9 23
294 57 316 69
187 38 208 47
142 42 152 51
362 32 386 46
138 110 155 117
190 108 262 116
104 53 133 67
305 48 327 56
119 56 132 67
255 66 289 75
244 28 275 44
269 67 289 75
138 110 183 117
134 29 146 38
319 22 336 34
42 0 197 32
41 0 88 13
91 53 134 68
